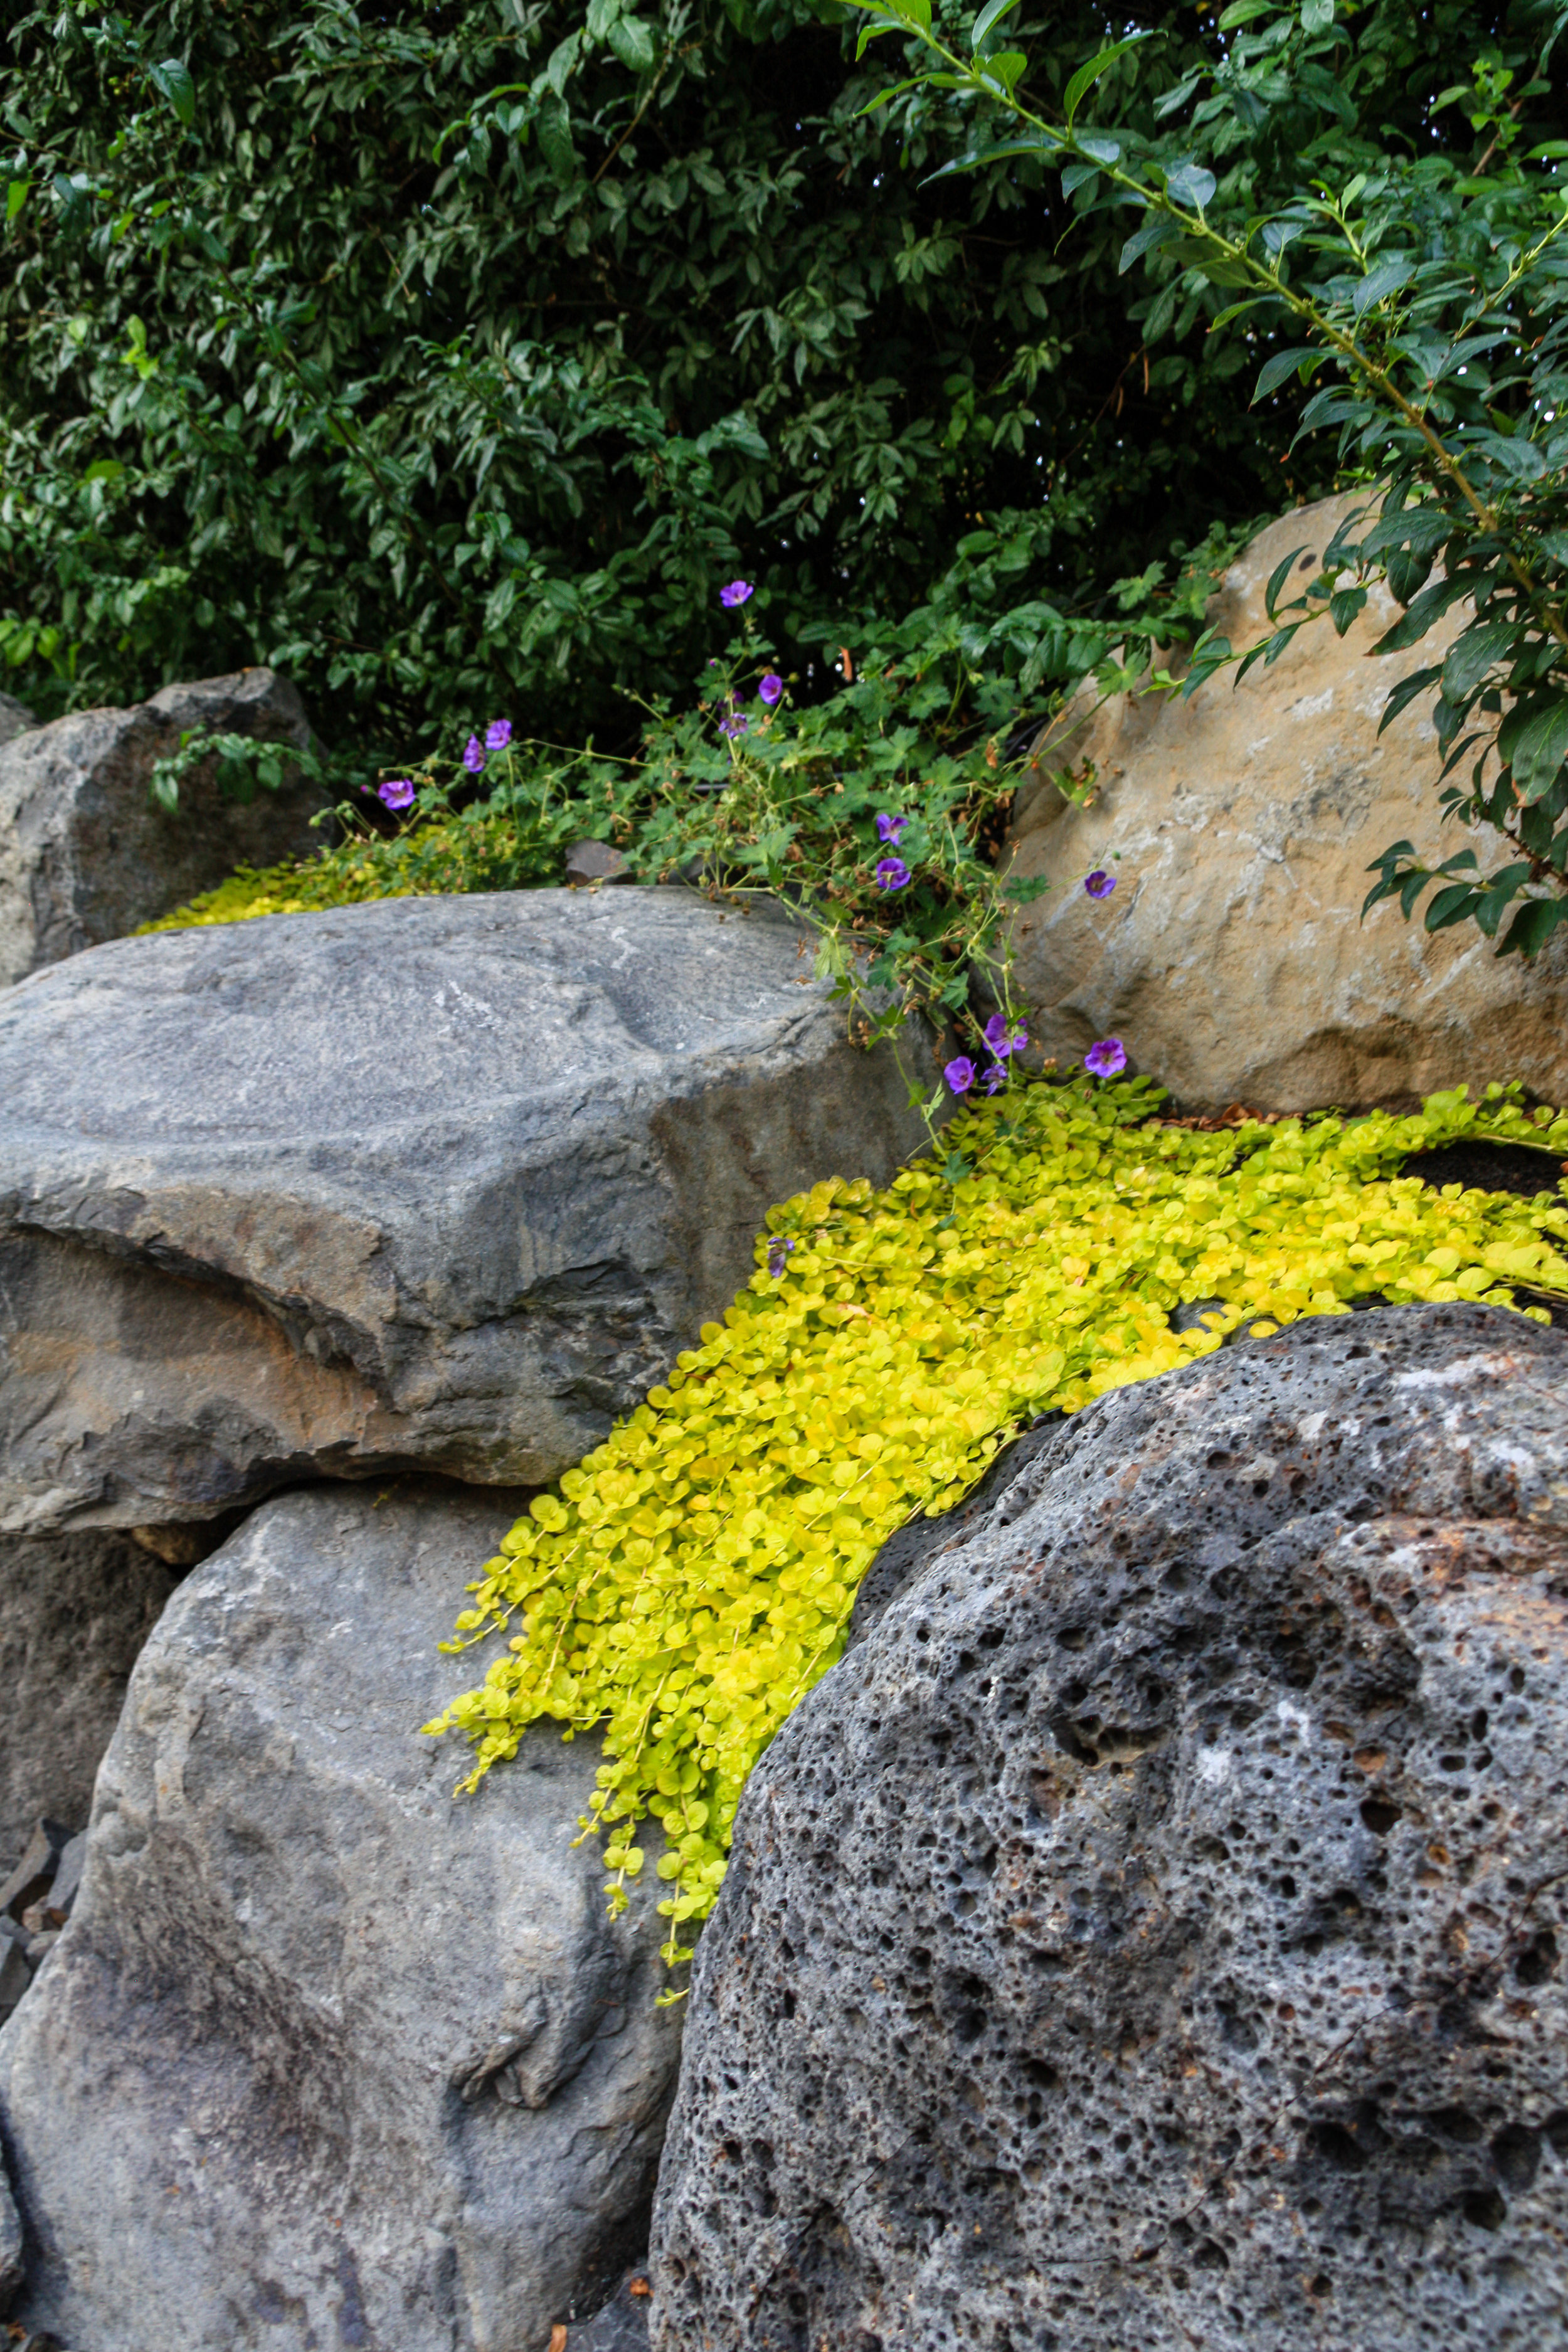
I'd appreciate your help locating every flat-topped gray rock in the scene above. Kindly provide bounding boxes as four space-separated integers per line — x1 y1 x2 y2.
0 1480 683 2352
0 887 929 1534
0 668 324 987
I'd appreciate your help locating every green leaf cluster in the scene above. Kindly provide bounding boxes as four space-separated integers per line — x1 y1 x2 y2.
832 0 1568 956
0 0 1513 763
425 1067 1568 1973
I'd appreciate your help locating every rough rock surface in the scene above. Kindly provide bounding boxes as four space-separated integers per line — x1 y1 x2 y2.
1006 495 1568 1112
0 669 324 988
0 1480 684 2352
0 2159 18 2313
0 1529 178 1860
0 692 35 750
652 1303 1568 2352
0 887 930 1535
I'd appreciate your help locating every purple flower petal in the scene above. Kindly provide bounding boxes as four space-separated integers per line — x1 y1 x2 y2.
378 778 416 811
719 714 749 738
766 1236 796 1278
945 1057 976 1096
758 672 783 706
875 812 909 844
485 719 513 753
462 736 486 775
1084 869 1116 899
1084 1037 1128 1079
719 580 754 608
982 1012 1028 1057
876 857 911 891
982 1061 1007 1094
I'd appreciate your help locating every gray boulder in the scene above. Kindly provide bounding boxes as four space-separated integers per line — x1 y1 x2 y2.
0 1528 178 1861
0 887 930 1536
0 669 325 987
0 2159 17 2314
0 1479 684 2352
0 692 36 750
651 1303 1568 2352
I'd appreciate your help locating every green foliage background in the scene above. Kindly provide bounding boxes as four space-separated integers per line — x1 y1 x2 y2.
6 0 1555 763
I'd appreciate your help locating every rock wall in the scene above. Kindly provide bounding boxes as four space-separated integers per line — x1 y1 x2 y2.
652 1303 1568 2352
1005 496 1568 1112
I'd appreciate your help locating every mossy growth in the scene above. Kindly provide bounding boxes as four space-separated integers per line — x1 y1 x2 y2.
135 804 577 933
425 1073 1568 1973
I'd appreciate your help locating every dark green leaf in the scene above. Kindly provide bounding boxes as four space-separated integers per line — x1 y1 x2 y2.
607 16 657 70
1507 697 1568 804
970 0 1024 49
1253 347 1323 401
149 59 197 130
1474 863 1535 938
1424 881 1481 930
1164 161 1217 210
1264 544 1308 618
1119 215 1179 275
1351 254 1412 317
1498 898 1568 956
1063 34 1148 126
1440 621 1519 706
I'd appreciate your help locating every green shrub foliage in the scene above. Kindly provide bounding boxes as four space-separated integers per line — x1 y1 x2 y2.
3 0 1543 760
842 0 1568 955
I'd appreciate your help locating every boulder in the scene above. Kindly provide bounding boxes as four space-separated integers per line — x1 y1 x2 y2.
0 692 36 750
0 1528 178 1861
0 2163 17 2314
651 1303 1568 2352
0 669 326 988
0 887 930 1536
0 1479 684 2352
1006 495 1568 1113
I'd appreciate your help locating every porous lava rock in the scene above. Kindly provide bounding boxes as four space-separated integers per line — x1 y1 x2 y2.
1005 494 1568 1113
0 1527 179 1860
0 669 325 987
651 1303 1568 2352
0 1480 684 2352
0 887 929 1535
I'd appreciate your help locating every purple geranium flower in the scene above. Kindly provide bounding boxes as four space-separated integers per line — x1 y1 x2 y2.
1084 869 1116 899
876 857 911 891
1084 1037 1128 1079
982 1061 1007 1094
766 1236 796 1278
758 672 783 706
983 1012 1027 1058
719 714 749 738
485 719 512 753
945 1056 976 1095
875 812 909 845
463 736 485 775
719 580 754 608
378 778 415 812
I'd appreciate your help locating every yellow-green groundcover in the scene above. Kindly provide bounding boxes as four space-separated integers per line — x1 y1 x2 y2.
426 1073 1568 1969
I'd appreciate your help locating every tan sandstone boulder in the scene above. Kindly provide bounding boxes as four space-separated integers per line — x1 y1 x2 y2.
1006 494 1568 1112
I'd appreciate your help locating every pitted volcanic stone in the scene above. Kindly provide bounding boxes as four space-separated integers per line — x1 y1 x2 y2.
650 1303 1568 2352
0 887 929 1533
